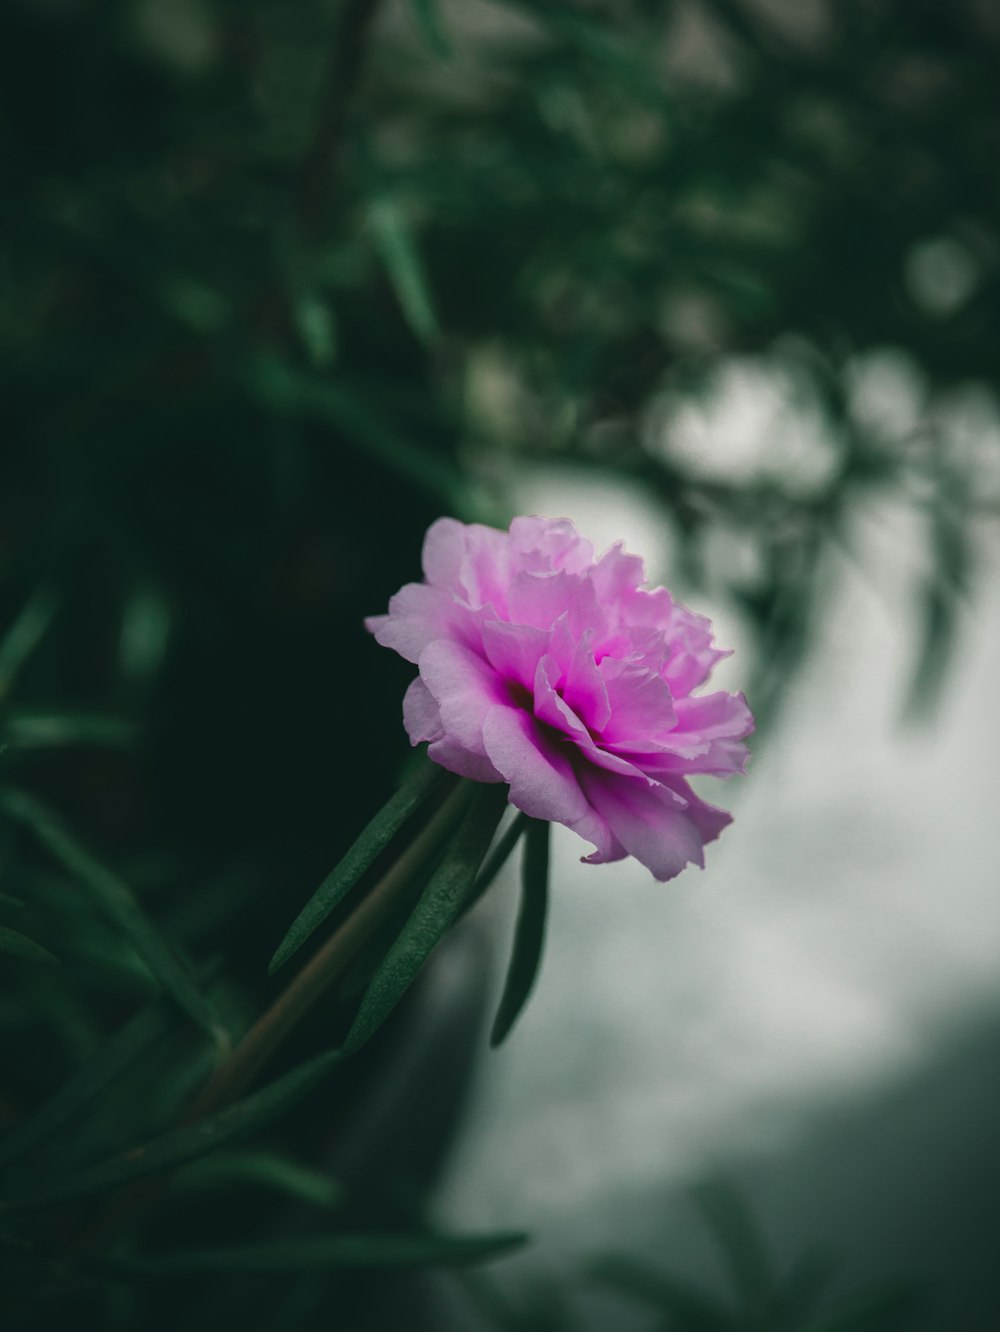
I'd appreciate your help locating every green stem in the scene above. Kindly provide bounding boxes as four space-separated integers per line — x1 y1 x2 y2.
189 779 474 1119
66 779 473 1259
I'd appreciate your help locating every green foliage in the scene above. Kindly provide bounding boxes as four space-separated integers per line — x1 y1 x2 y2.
1 789 228 1050
344 783 508 1052
490 816 550 1046
588 1183 916 1332
0 1000 169 1170
6 1050 340 1210
269 753 451 973
169 1149 345 1210
0 924 59 967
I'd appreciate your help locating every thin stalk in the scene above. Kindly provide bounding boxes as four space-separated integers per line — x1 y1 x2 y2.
189 780 473 1119
65 780 473 1259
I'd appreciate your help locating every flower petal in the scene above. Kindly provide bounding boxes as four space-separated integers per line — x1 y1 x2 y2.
598 659 677 745
366 583 470 665
419 639 506 755
562 630 611 733
428 736 504 783
482 704 589 826
533 655 589 740
480 619 549 691
507 570 603 638
579 768 707 882
402 677 443 744
509 515 595 574
657 776 733 844
421 516 468 593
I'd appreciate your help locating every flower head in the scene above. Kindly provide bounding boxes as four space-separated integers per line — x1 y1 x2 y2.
366 516 753 881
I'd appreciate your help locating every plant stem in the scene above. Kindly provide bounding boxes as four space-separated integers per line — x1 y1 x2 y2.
188 780 473 1119
65 778 474 1259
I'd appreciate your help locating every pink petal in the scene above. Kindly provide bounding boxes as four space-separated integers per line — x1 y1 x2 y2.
460 523 514 612
662 604 730 696
590 542 646 604
402 677 443 744
562 631 612 732
673 690 755 740
509 516 595 575
598 659 677 745
428 736 504 783
533 655 589 740
657 776 733 844
480 619 549 691
421 517 468 594
419 639 505 755
579 768 707 882
366 583 471 665
481 704 590 826
628 740 748 778
481 705 624 862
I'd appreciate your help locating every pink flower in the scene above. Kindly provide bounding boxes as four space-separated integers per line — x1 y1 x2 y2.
366 516 753 881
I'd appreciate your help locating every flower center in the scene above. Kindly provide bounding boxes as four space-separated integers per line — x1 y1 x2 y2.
505 679 533 712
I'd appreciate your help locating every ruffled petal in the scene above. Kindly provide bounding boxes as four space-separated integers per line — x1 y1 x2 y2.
507 570 598 634
421 517 468 594
656 776 733 845
509 515 595 575
598 659 677 745
561 630 611 733
590 541 646 606
366 583 471 665
402 677 443 744
428 736 504 783
673 690 755 741
418 639 505 755
482 704 590 826
480 619 549 691
579 768 707 882
533 655 589 740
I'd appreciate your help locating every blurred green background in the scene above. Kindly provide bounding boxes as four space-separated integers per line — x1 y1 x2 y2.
2 0 998 1328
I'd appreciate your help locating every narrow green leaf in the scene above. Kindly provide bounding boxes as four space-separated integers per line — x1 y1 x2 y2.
171 1150 343 1210
0 1000 167 1169
490 818 549 1047
370 197 440 345
798 1286 917 1332
776 1250 839 1327
269 755 451 974
114 1228 527 1276
586 1255 732 1329
293 292 338 369
694 1180 776 1313
0 789 226 1048
0 924 58 966
4 710 135 751
460 812 529 920
0 586 58 695
247 357 465 511
344 784 508 1054
6 1049 340 1209
411 0 453 59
